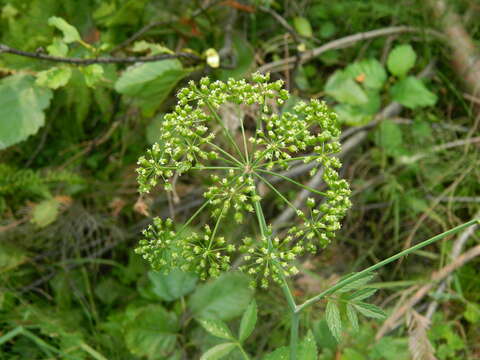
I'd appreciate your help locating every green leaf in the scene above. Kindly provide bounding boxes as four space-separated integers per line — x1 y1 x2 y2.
263 346 289 360
48 16 81 44
217 35 254 80
293 17 313 38
337 273 376 293
262 331 318 360
325 70 368 105
325 301 342 342
390 76 437 109
80 65 104 88
299 331 317 360
345 59 387 90
346 304 359 332
36 67 72 89
238 300 257 342
464 302 480 323
334 90 380 126
0 75 52 150
200 343 237 360
31 198 60 228
197 318 234 340
114 59 189 116
124 305 178 359
347 288 378 301
375 119 404 157
94 278 126 305
47 38 69 56
189 272 253 321
148 269 197 302
354 302 386 319
387 44 416 77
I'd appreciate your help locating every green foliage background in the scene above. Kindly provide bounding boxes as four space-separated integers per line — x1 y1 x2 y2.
1 0 479 359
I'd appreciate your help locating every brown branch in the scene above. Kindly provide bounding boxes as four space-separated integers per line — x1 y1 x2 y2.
0 44 201 65
258 26 444 73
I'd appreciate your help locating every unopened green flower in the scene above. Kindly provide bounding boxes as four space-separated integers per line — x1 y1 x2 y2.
136 73 351 285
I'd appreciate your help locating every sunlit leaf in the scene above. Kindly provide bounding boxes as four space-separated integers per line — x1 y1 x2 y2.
326 301 342 342
239 300 257 342
48 16 81 43
387 44 416 77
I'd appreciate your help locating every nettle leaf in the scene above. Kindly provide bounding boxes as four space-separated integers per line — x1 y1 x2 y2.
387 44 417 77
238 300 257 342
325 301 342 342
337 273 376 293
346 304 359 332
124 304 179 359
293 17 313 38
31 198 60 228
353 302 387 319
36 67 72 89
390 76 437 109
48 16 81 44
189 272 253 321
114 59 190 116
148 269 197 302
0 75 53 150
345 59 387 90
325 70 368 105
200 343 237 360
197 318 234 340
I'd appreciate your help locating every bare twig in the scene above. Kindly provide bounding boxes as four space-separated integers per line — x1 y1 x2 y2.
258 26 443 73
0 44 201 65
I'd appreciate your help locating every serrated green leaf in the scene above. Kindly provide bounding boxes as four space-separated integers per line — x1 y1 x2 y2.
354 302 386 319
48 16 81 44
124 305 178 359
325 70 368 105
262 332 317 360
345 59 387 90
0 75 52 150
325 301 342 342
375 119 404 157
347 288 378 301
148 269 197 302
299 330 317 360
47 38 69 56
262 346 289 360
197 318 234 340
36 67 72 89
337 273 376 293
114 59 189 116
238 300 257 342
189 272 253 321
387 44 416 77
81 65 104 88
293 17 312 38
346 304 359 332
390 76 437 109
200 343 237 360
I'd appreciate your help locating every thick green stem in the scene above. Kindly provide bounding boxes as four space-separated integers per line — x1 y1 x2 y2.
252 196 299 360
296 219 479 313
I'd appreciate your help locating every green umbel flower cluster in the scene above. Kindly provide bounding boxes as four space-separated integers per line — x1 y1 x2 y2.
135 73 351 286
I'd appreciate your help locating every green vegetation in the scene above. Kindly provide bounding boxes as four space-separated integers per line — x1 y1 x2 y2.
1 1 480 359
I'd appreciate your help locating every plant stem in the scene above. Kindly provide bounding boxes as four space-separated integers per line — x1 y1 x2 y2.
237 343 251 360
252 195 299 360
295 218 479 313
